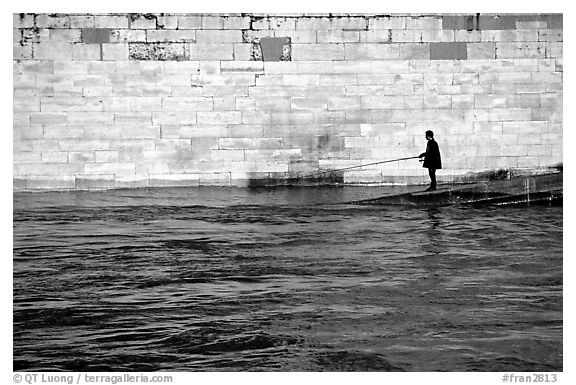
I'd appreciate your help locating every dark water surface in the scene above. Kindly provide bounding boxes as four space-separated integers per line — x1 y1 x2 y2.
13 186 563 371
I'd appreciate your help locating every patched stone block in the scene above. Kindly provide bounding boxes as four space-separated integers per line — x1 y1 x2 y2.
82 28 111 44
128 43 186 61
260 37 291 62
430 42 467 60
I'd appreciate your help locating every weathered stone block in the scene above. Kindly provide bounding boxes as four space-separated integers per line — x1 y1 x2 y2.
129 13 157 29
430 42 467 60
14 43 33 60
424 95 452 109
156 15 178 29
475 94 507 108
129 43 186 61
36 14 70 29
369 16 406 30
13 13 35 28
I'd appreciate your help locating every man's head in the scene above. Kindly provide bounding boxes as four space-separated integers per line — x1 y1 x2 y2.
425 130 434 140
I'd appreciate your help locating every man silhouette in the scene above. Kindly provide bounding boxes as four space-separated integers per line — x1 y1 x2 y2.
419 130 442 191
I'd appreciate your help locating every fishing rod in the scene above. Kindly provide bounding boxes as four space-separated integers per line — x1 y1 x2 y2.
292 156 421 180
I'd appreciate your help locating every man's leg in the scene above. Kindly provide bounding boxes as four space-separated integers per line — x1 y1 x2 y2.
428 168 437 190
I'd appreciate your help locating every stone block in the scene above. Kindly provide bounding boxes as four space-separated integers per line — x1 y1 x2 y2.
75 175 115 189
319 30 360 43
223 16 251 29
178 16 202 29
82 28 111 44
15 163 59 176
264 62 298 74
50 29 82 43
369 16 406 30
280 30 317 44
391 30 422 43
13 13 35 28
293 44 345 60
188 43 234 60
14 44 33 60
360 95 403 109
30 112 67 125
197 111 241 125
101 44 129 61
71 44 101 61
291 97 328 110
41 151 68 163
430 42 467 60
161 97 213 112
282 74 319 87
110 29 146 43
33 43 74 60
196 30 243 44
36 14 70 28
41 97 103 112
14 152 41 163
20 125 43 140
344 44 399 60
475 94 507 108
149 174 199 187
467 43 496 59
406 16 442 30
507 94 540 108
399 44 430 59
114 112 152 125
221 61 264 73
14 97 40 112
489 108 532 122
129 43 186 61
84 162 136 175
210 149 244 161
146 30 196 43
95 15 129 29
451 95 474 109
129 14 157 29
31 139 61 152
156 15 178 29
201 16 224 29
421 30 454 42
424 95 452 109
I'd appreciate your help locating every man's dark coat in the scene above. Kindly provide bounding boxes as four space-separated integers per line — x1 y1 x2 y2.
419 139 442 169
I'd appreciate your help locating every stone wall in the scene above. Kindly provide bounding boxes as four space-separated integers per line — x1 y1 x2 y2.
13 13 563 190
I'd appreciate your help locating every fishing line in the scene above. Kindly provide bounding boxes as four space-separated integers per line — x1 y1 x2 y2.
291 156 420 181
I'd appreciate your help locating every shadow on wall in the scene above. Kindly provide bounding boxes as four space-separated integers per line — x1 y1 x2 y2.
246 133 346 187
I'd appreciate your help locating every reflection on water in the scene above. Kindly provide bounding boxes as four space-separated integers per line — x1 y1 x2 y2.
13 187 562 371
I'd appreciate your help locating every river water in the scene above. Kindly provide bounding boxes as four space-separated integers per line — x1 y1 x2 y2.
13 186 563 371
